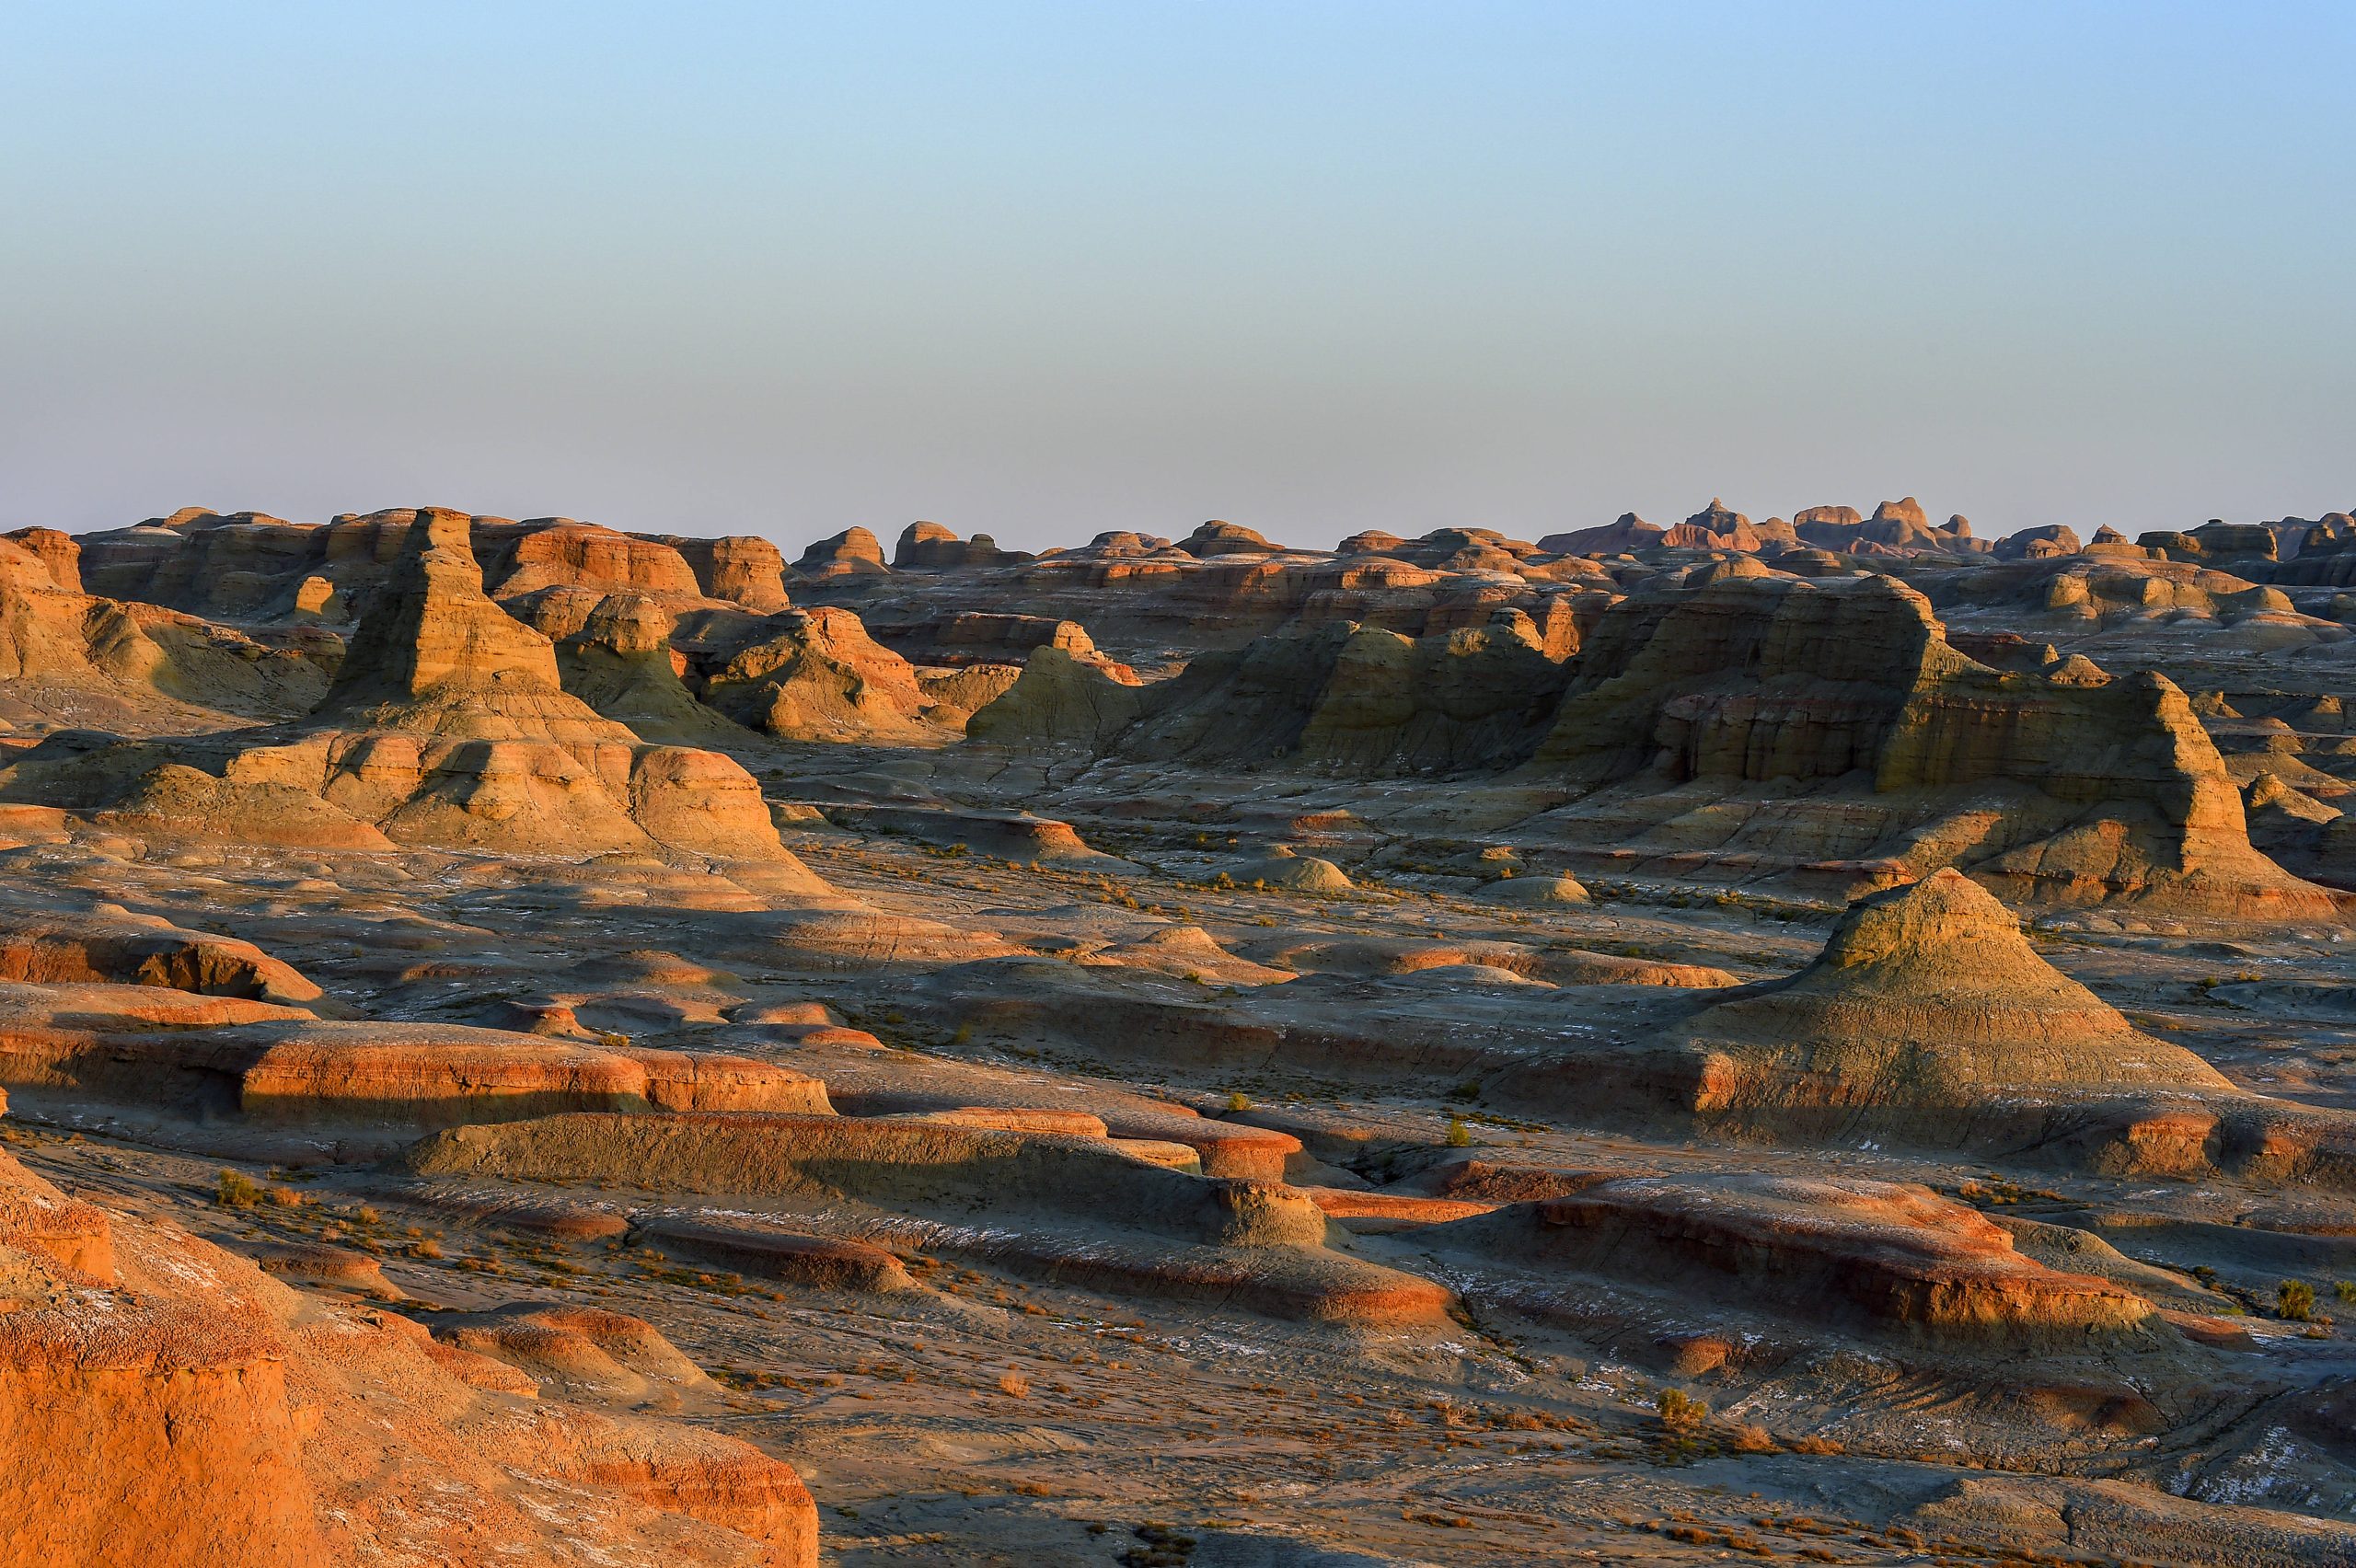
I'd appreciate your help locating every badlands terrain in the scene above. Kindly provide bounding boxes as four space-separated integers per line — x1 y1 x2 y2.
8 496 2356 1564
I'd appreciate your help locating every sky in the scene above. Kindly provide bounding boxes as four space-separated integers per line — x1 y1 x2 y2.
3 2 2350 556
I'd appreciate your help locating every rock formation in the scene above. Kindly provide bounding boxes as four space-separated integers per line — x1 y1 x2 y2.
1643 870 2235 1132
0 1146 818 1565
3 511 828 869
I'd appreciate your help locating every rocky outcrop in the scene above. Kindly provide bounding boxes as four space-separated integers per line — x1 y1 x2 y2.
0 532 326 730
0 986 830 1136
1660 499 1764 551
1482 870 2356 1178
791 527 890 579
2138 521 2281 572
1177 520 1282 558
0 907 322 1006
1643 870 2234 1133
477 522 706 602
0 1147 818 1565
5 512 826 866
4 527 83 593
636 534 791 611
973 615 1577 772
701 605 966 743
1527 573 2330 914
1993 525 2082 559
974 570 2323 913
892 522 1030 570
966 644 1150 750
409 1112 1452 1326
1794 499 1982 555
1537 512 1663 556
1447 1171 2154 1342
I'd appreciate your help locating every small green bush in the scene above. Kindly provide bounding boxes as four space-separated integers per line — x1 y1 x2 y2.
1444 1117 1472 1148
215 1169 264 1208
2281 1279 2317 1321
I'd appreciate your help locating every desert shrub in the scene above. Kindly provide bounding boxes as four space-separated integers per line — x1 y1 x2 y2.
1655 1388 1706 1431
215 1169 264 1208
1444 1117 1472 1148
997 1369 1031 1398
1226 1091 1252 1113
2280 1279 2317 1321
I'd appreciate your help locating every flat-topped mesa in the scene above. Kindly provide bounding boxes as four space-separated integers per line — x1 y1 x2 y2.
475 519 709 602
1528 572 2332 915
1662 870 2235 1131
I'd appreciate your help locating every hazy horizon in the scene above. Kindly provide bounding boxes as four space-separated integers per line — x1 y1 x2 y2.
6 3 2350 556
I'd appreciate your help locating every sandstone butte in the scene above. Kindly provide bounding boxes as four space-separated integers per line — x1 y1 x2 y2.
1 509 838 875
2 500 2356 1564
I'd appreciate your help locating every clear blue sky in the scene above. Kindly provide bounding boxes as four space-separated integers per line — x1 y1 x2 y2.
3 2 2349 552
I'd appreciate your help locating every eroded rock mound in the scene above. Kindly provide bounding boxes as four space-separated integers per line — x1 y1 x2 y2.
1655 870 2234 1132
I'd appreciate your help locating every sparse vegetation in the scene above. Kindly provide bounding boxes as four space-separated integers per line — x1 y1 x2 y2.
2280 1278 2317 1321
1655 1388 1706 1431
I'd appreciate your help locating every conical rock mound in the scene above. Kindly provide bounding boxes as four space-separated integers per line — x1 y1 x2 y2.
1668 870 2233 1120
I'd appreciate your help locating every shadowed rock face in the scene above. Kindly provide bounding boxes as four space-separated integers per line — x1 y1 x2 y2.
976 615 1577 771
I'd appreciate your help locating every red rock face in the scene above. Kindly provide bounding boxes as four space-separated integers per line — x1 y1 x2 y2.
0 1149 819 1566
